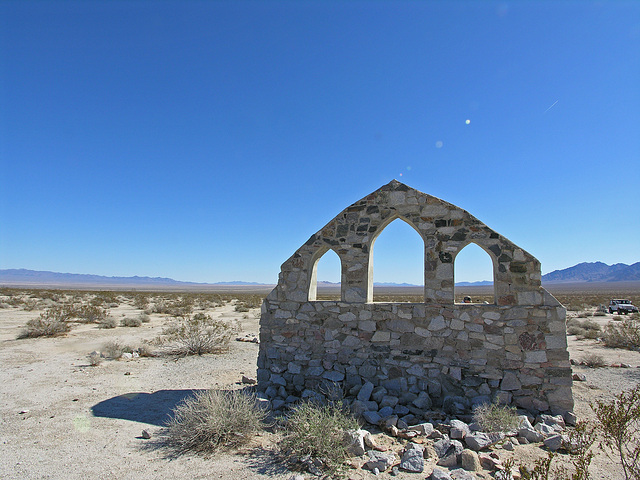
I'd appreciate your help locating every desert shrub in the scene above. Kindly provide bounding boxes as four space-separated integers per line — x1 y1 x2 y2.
161 313 234 355
75 304 107 323
18 312 72 338
102 341 132 359
582 353 606 368
473 401 519 433
88 351 102 366
97 316 118 329
280 400 360 473
593 385 640 480
602 318 640 350
139 313 151 323
121 316 142 327
165 389 267 454
567 318 601 340
22 298 40 311
136 344 154 357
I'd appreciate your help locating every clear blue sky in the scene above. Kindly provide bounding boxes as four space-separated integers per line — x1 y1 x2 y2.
1 1 638 285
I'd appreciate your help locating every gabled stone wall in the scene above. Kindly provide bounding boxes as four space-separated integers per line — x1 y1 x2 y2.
258 180 573 415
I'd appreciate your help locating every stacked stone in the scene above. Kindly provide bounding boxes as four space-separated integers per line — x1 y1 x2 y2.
258 180 574 416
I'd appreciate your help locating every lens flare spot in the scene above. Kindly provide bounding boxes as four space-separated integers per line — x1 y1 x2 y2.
465 119 471 125
435 141 443 148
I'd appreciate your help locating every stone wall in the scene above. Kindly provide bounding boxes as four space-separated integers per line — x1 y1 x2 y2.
258 180 573 415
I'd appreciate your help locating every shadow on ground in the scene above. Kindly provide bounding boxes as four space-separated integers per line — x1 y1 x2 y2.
91 389 203 426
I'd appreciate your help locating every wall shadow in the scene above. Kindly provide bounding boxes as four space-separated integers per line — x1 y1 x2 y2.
91 389 203 426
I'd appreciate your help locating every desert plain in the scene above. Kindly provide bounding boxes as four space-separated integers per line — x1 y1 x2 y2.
0 284 639 480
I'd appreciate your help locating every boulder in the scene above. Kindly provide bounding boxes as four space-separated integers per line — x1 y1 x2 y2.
460 449 481 472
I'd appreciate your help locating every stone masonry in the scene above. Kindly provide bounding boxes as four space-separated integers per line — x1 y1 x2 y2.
258 180 574 415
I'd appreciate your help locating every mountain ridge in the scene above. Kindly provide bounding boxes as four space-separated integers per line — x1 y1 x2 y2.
1 262 639 287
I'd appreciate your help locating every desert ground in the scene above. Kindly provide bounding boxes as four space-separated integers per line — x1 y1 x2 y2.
0 286 639 480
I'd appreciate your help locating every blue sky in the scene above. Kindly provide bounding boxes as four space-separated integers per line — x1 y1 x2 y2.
1 1 638 285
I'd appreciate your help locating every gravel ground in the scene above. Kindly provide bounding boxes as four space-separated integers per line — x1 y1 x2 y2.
1 299 639 480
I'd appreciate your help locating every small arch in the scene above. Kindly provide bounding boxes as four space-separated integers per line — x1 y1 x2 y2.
453 242 496 304
309 247 342 301
368 216 425 302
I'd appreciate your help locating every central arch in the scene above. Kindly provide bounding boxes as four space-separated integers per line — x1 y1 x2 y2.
367 216 425 302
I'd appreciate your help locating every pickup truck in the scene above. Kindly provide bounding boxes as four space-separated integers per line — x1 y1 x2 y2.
608 299 639 314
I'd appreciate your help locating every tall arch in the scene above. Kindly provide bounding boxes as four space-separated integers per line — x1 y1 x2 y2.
367 216 425 303
308 247 342 301
453 242 497 304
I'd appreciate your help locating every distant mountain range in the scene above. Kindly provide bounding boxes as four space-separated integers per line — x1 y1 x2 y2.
541 262 640 283
1 262 638 288
0 269 264 287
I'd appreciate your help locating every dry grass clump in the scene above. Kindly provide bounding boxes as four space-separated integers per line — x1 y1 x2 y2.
102 340 132 359
581 353 606 368
602 317 640 350
472 401 520 433
160 313 234 355
280 400 360 473
121 316 142 327
139 313 151 323
165 389 267 454
97 316 118 329
88 351 102 366
567 318 602 339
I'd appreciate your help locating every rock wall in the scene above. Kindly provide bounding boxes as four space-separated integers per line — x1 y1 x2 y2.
258 180 573 415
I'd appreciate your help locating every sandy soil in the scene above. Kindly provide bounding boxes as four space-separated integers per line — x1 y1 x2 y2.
1 297 639 480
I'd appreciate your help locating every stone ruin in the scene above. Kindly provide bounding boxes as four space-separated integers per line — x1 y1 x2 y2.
257 180 573 416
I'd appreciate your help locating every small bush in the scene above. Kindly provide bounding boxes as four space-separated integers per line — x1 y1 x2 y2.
567 318 601 339
593 385 640 480
602 318 640 350
121 316 142 327
582 353 606 368
165 389 267 454
139 313 151 323
473 401 520 433
280 400 360 473
97 316 118 329
88 351 102 366
137 344 154 357
102 341 130 359
75 304 107 323
18 310 73 338
161 313 234 355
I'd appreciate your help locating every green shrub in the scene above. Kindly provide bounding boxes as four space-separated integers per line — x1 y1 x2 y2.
593 385 640 480
161 313 234 355
280 400 360 473
165 389 267 454
602 318 640 350
472 401 519 433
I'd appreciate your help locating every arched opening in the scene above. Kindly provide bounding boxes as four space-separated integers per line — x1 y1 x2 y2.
309 248 341 301
454 242 496 304
369 217 424 303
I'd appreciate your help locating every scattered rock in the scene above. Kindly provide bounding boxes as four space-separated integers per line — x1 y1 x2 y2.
363 411 382 425
543 434 567 452
364 451 397 472
408 422 434 436
450 419 470 439
464 432 504 451
564 411 577 427
141 429 151 439
450 467 478 479
343 429 366 456
430 467 453 480
478 453 502 471
241 375 257 385
502 440 515 451
572 373 587 382
400 444 425 473
460 449 481 472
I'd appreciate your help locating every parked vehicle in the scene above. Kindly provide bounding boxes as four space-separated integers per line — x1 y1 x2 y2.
608 299 639 314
